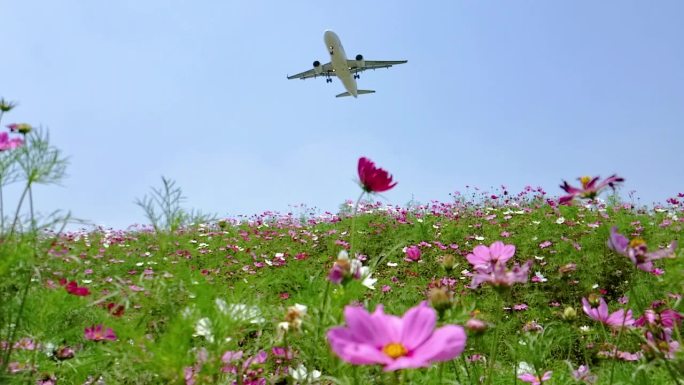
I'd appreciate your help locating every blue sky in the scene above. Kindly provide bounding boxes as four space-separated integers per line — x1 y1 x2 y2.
2 1 683 229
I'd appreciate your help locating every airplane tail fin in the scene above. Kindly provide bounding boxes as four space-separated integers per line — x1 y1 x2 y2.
336 90 376 98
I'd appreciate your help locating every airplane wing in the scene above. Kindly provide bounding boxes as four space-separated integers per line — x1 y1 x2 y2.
287 62 335 80
349 60 407 74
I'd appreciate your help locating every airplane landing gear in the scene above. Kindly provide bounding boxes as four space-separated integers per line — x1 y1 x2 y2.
326 78 332 83
353 74 360 79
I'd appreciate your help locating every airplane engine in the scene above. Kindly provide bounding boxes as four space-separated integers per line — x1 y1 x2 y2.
355 54 365 68
313 60 322 74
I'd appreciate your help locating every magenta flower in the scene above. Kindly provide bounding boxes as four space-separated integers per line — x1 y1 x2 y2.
518 371 552 385
469 260 532 289
0 131 23 151
559 174 624 205
59 278 90 296
466 241 515 270
571 365 597 384
84 324 117 341
607 227 677 272
358 157 397 193
581 296 634 329
327 302 466 371
404 245 421 262
327 250 373 287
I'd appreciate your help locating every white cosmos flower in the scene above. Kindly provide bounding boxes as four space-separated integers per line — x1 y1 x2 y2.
193 318 214 343
362 273 377 290
291 303 307 316
337 250 349 260
357 266 376 290
215 300 265 324
556 217 565 224
289 364 322 383
516 361 534 375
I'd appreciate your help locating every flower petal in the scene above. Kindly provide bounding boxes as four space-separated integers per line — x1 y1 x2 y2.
410 325 466 363
400 302 437 350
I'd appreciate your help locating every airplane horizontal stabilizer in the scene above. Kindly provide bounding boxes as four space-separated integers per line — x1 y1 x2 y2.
335 90 376 98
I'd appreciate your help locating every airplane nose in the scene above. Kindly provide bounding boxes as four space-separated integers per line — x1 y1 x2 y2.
323 30 336 43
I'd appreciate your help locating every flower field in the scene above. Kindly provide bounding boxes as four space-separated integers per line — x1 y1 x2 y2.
0 104 682 384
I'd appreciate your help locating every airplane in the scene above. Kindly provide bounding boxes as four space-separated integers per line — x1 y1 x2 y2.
287 30 407 98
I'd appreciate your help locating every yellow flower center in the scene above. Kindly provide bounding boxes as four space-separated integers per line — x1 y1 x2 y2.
629 238 646 248
383 343 408 359
580 176 592 188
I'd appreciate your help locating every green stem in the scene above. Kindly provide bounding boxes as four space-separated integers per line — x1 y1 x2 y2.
28 185 35 233
486 295 506 385
0 267 32 372
317 281 331 337
662 359 683 385
460 355 472 385
451 359 463 385
349 191 365 258
512 341 517 385
0 182 4 235
608 313 629 385
9 182 30 236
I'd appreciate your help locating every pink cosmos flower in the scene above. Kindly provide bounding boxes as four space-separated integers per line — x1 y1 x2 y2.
571 365 597 384
327 250 370 286
518 371 552 385
327 301 466 371
0 131 23 151
358 157 397 193
466 241 516 270
581 296 634 329
469 260 532 289
559 174 624 205
404 245 421 262
607 227 677 272
84 324 117 341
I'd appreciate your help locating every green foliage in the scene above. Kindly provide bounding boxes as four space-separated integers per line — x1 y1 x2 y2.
135 176 216 233
2 198 681 384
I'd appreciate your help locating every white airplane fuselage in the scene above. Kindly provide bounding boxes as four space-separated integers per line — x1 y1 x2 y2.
324 30 358 97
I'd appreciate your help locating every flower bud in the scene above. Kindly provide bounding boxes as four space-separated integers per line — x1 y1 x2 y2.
428 287 451 313
465 318 488 334
440 254 457 273
563 306 577 320
558 263 576 275
522 320 544 333
0 99 17 112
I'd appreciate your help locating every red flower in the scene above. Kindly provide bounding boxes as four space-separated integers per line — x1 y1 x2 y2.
357 157 397 193
59 278 90 296
106 302 125 317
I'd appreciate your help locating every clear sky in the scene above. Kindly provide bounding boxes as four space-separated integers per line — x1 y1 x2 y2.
2 1 683 229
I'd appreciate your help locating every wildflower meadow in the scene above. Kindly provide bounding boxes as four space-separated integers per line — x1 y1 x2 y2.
0 99 682 384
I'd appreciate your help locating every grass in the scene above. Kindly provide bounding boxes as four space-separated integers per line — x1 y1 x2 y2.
0 189 682 384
